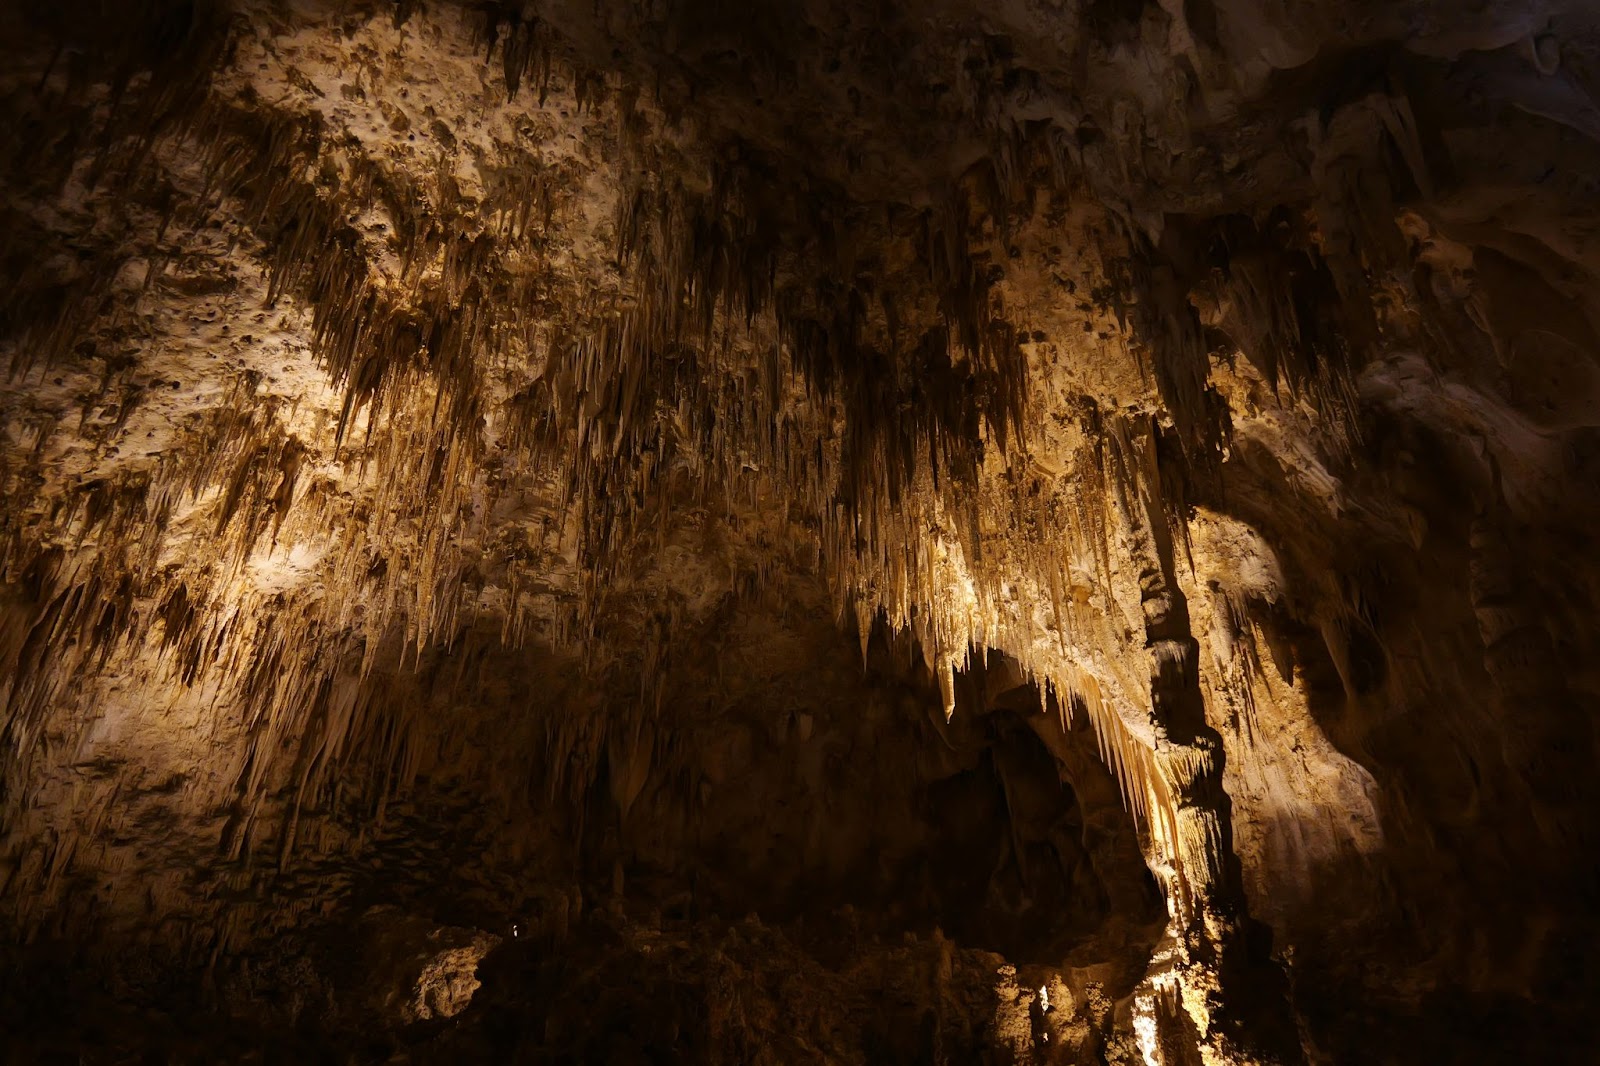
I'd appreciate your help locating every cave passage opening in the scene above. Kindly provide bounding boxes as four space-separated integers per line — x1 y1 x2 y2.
590 614 1167 984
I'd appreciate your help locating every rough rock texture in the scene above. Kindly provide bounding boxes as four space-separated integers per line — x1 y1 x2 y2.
1 0 1597 1062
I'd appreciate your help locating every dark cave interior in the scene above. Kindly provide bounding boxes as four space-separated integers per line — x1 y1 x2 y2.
2 1 1600 1063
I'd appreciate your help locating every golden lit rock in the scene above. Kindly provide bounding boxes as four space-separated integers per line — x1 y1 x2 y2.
1 0 1597 1061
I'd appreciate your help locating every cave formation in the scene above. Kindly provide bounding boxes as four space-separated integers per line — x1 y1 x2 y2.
1 1 1598 1062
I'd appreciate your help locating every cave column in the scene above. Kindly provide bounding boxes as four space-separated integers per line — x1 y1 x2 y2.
1117 422 1296 1065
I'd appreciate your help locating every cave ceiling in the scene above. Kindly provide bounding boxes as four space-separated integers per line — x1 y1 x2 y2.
1 0 1598 1062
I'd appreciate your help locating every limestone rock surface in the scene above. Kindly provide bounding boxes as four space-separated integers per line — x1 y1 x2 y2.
1 0 1597 1062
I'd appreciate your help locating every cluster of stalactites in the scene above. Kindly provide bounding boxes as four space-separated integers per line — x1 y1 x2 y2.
0 2 1032 866
0 0 1378 895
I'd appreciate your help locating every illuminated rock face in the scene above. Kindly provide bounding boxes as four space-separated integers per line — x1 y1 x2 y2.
1 1 1597 1061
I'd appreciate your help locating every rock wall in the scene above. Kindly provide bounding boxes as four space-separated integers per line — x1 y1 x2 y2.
1 1 1597 1061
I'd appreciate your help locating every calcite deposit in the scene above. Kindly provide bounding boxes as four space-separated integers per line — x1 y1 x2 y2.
1 0 1597 1061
